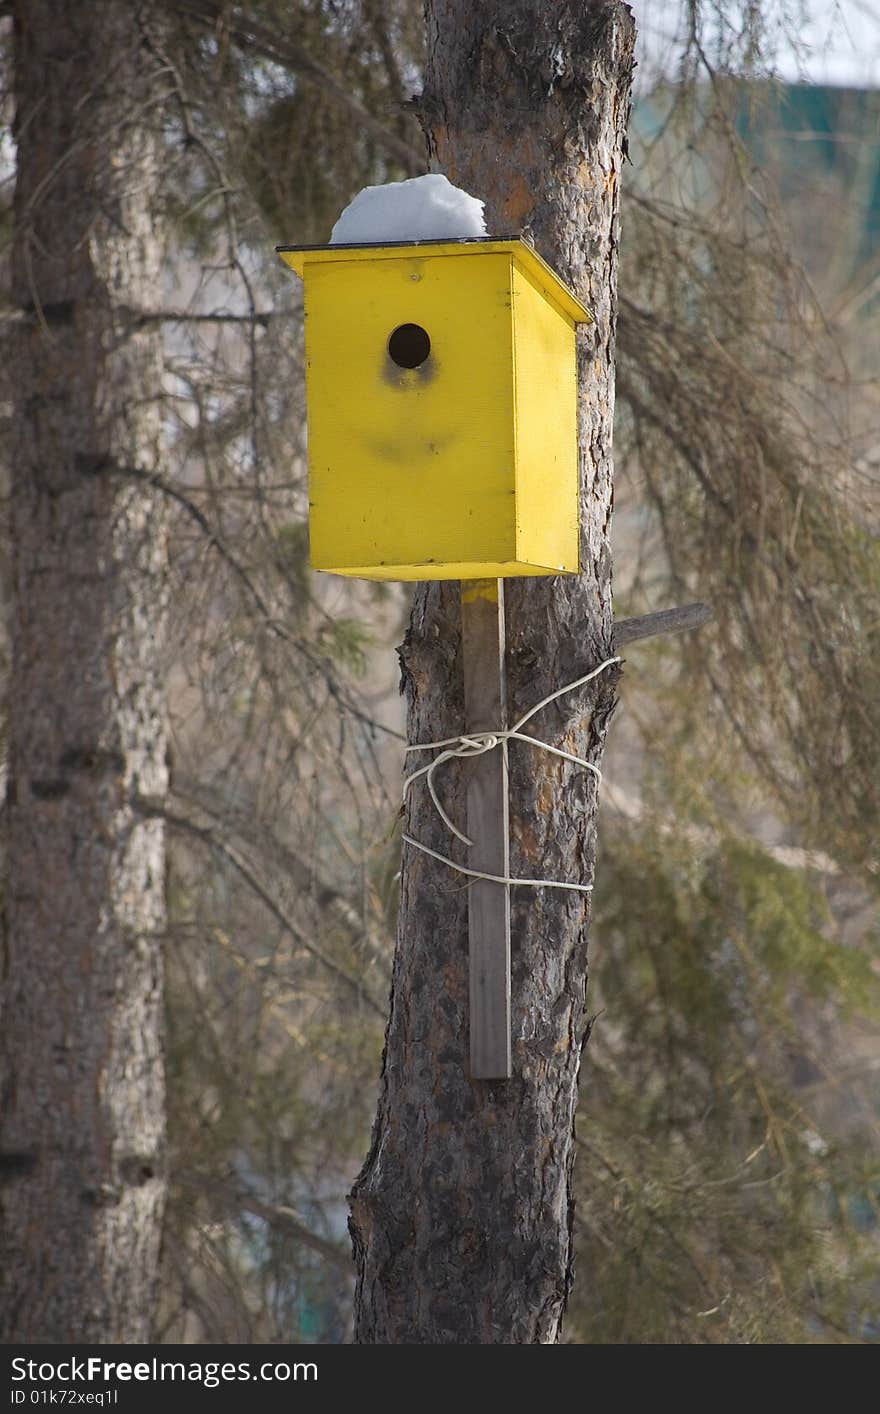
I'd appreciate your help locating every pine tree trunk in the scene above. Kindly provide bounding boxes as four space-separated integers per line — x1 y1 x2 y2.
0 2 169 1342
349 0 635 1344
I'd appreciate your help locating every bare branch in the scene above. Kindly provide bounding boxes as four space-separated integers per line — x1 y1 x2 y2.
135 307 275 328
177 0 425 175
108 460 406 743
133 794 388 1018
224 1184 352 1270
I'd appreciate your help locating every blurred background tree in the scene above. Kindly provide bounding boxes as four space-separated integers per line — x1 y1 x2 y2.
1 0 877 1342
0 0 172 1342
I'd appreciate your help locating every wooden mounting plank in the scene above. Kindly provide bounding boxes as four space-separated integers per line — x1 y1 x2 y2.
613 601 713 648
461 579 511 1080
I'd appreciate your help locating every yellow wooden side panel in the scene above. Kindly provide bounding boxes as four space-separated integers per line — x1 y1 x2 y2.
305 252 517 575
511 264 580 574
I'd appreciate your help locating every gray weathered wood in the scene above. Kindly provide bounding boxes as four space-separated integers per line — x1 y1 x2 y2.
461 579 511 1079
613 601 713 648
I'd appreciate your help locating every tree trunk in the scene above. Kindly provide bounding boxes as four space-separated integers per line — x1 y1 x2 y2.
0 2 169 1342
349 0 635 1345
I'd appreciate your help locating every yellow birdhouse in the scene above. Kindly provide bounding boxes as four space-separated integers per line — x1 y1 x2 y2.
277 237 592 581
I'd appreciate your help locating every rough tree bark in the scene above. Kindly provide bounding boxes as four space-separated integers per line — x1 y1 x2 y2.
349 1 635 1344
0 2 169 1342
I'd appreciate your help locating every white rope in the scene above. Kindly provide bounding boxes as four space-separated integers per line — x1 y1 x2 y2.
403 655 620 891
400 835 596 891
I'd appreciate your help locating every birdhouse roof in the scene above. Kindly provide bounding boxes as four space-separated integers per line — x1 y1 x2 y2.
276 236 592 326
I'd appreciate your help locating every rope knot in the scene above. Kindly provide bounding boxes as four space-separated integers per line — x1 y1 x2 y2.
402 656 620 890
458 732 498 756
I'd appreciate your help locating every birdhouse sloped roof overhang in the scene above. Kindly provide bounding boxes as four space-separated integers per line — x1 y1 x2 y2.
276 236 593 328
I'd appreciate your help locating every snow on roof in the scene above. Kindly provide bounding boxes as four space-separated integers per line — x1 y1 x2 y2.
329 174 487 244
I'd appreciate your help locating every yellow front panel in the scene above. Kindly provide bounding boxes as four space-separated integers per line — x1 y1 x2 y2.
305 252 517 575
511 263 580 573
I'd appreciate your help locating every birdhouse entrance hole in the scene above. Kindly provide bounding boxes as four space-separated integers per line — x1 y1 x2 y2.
388 323 431 369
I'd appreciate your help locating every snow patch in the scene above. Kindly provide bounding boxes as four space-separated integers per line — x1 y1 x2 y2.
329 174 487 245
